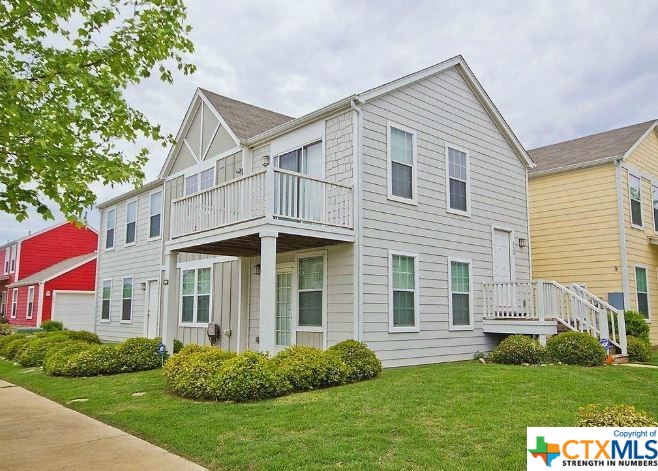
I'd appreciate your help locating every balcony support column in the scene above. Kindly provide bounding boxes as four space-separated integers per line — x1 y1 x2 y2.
258 230 278 353
161 250 179 355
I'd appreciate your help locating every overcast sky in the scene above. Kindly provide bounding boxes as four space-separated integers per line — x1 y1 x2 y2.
3 0 658 243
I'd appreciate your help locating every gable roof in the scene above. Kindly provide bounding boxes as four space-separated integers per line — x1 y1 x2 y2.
199 89 294 140
8 253 96 287
528 120 658 176
0 221 97 251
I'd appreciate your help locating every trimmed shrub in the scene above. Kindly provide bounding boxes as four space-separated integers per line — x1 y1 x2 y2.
0 324 12 336
0 314 8 324
64 344 122 377
61 330 101 344
490 335 545 365
327 340 382 382
43 341 95 376
163 347 236 399
15 333 70 367
0 333 26 353
272 345 349 391
174 339 183 354
116 337 163 372
545 331 606 366
627 335 652 362
577 404 658 427
40 320 64 332
1 336 32 360
624 311 650 340
212 352 284 402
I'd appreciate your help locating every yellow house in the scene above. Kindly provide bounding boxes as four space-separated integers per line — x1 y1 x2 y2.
529 119 658 345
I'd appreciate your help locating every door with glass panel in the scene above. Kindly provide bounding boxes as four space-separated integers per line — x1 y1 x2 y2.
275 269 293 351
274 141 323 222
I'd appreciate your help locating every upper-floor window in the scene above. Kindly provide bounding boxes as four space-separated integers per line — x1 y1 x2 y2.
387 124 416 203
274 141 323 178
652 184 658 232
447 146 470 216
125 200 137 245
3 249 8 275
105 208 116 249
629 173 642 228
9 245 16 273
185 168 214 196
389 251 420 332
149 191 162 239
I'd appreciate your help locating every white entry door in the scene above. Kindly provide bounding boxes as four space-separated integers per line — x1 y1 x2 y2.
145 280 159 338
493 229 514 282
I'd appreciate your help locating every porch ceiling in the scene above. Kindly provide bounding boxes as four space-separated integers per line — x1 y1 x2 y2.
178 233 348 257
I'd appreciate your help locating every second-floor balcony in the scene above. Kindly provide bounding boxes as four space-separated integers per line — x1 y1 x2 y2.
170 166 354 240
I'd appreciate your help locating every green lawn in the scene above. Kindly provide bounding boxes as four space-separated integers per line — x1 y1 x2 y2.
0 360 656 471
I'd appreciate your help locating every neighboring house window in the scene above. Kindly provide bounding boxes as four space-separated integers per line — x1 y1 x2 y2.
389 251 420 332
0 290 6 316
9 245 16 272
447 146 469 215
449 259 473 329
629 173 642 227
149 191 162 239
388 125 416 202
11 288 17 318
105 208 116 249
3 251 8 275
297 256 324 328
125 201 137 245
121 277 133 322
185 168 215 196
26 286 34 320
101 280 112 321
635 266 649 319
180 267 211 325
653 184 658 232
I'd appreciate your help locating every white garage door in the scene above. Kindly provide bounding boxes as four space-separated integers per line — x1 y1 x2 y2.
52 291 95 332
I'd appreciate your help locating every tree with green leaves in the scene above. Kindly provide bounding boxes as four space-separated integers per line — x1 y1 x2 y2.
0 0 195 221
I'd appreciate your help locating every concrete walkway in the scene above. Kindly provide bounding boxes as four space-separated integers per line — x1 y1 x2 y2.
0 380 206 471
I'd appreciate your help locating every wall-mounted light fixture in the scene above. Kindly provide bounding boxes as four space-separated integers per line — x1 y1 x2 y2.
262 155 271 167
253 264 261 275
162 279 169 286
518 238 527 248
140 282 147 291
45 290 51 297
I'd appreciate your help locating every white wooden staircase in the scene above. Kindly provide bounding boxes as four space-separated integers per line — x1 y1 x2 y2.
483 280 627 355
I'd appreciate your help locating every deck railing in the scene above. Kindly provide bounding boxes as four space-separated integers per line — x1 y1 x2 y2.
170 166 353 239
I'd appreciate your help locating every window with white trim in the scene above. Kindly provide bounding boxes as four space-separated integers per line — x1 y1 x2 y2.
275 271 293 346
449 259 472 329
0 290 6 316
389 252 419 332
185 168 215 196
121 277 133 321
9 245 16 273
180 267 211 325
11 288 17 318
297 256 324 327
629 173 642 227
635 266 649 319
125 201 137 245
105 209 116 249
652 184 658 232
101 280 112 321
149 191 162 239
447 147 469 214
388 125 416 201
26 286 34 320
3 250 8 275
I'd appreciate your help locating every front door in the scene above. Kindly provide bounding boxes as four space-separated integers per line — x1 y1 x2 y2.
493 229 513 282
274 270 293 351
146 280 159 338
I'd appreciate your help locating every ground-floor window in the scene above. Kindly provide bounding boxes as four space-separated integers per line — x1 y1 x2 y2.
180 267 212 325
121 277 133 322
297 256 324 328
449 258 473 330
389 251 420 332
0 290 5 316
26 286 34 320
11 288 17 318
101 280 112 321
635 266 649 319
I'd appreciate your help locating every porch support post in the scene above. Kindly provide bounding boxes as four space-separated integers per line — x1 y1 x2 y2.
258 230 278 353
161 250 178 355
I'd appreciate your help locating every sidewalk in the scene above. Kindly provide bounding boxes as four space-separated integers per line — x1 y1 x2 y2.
0 380 206 471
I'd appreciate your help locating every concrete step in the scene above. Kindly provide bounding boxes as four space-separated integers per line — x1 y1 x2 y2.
609 354 629 364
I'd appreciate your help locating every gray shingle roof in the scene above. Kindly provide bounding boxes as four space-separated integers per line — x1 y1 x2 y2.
9 253 96 287
199 89 294 140
528 120 657 175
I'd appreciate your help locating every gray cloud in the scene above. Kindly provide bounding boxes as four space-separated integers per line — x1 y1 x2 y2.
3 0 658 241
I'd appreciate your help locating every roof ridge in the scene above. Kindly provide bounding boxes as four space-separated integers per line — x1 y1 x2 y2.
198 88 294 120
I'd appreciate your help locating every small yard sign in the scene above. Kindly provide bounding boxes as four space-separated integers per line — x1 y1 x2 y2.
599 338 610 351
157 342 166 366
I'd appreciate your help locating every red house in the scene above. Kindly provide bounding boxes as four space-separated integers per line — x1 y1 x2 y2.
0 221 98 330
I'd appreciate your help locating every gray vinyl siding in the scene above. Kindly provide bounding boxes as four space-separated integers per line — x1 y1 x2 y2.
359 67 530 367
247 244 354 351
95 186 164 342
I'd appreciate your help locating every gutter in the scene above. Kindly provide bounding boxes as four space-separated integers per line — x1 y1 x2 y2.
97 179 164 210
528 155 621 179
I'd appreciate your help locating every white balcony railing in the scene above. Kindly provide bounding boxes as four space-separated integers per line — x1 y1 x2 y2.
170 166 353 239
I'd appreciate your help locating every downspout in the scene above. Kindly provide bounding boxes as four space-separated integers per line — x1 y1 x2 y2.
350 99 364 341
615 160 631 308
